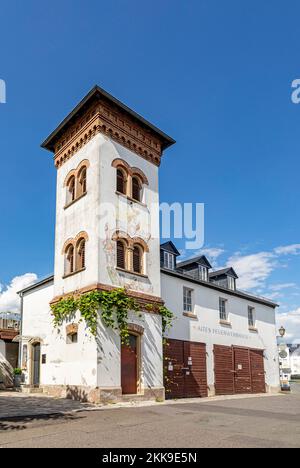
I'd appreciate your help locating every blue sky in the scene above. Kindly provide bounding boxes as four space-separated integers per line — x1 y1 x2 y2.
0 0 300 340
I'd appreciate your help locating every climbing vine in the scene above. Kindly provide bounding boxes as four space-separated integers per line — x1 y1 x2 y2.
50 288 174 344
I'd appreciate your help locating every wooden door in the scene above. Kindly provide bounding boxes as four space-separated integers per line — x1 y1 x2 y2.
164 339 207 399
214 344 235 395
250 349 266 393
32 343 41 386
233 347 252 394
121 334 138 395
184 341 208 398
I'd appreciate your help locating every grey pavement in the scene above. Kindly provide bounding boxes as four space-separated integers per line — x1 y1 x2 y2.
0 391 95 420
0 392 300 448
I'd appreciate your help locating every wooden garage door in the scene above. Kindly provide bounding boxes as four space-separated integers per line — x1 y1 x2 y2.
214 345 235 395
164 339 208 399
234 347 252 394
250 349 266 394
214 345 266 395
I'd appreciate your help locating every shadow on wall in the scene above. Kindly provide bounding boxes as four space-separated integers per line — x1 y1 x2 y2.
66 386 89 403
0 361 14 389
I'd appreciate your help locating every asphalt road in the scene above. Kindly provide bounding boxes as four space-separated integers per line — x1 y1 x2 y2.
0 394 299 448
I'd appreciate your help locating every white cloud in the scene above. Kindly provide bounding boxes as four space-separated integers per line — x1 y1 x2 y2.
269 283 297 292
274 244 300 256
226 252 275 290
0 273 37 314
199 248 225 261
180 247 225 267
276 309 300 344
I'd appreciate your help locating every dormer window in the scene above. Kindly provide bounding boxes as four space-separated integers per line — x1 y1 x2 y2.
228 276 236 291
164 251 175 270
198 265 208 281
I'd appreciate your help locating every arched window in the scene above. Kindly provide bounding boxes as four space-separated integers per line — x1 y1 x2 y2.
117 168 127 195
76 239 86 270
116 240 126 269
67 176 76 204
133 245 143 274
65 245 74 275
132 176 141 202
78 167 87 196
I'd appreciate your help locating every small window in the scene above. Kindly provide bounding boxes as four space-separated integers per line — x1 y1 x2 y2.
132 176 141 202
164 251 175 270
65 245 74 275
183 287 193 313
67 176 76 204
67 333 78 344
248 307 255 328
219 298 227 321
228 276 236 291
117 168 127 195
133 245 143 274
78 167 87 196
116 240 126 269
77 239 86 270
198 265 208 281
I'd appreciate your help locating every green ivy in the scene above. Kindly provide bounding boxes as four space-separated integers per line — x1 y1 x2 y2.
50 288 174 343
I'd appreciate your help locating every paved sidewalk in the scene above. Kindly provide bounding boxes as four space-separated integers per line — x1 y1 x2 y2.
0 389 283 421
0 391 95 420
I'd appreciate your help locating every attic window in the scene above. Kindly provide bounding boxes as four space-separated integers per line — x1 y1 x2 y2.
228 276 236 291
198 265 208 281
228 276 235 291
164 251 175 270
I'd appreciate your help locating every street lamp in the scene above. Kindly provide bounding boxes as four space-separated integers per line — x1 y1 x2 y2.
279 326 286 338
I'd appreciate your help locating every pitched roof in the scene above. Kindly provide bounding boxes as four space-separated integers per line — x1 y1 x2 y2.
177 255 212 270
160 241 180 256
41 85 176 153
209 267 238 279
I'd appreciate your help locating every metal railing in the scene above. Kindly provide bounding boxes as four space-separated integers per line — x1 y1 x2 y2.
0 318 20 331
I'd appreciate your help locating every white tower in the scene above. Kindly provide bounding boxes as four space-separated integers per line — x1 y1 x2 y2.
41 86 175 402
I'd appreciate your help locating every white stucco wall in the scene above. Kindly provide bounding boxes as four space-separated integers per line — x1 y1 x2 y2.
161 272 280 392
97 311 163 390
21 281 97 387
21 133 163 393
54 133 161 299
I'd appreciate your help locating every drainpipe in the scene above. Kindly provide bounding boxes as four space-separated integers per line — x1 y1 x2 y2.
18 292 23 368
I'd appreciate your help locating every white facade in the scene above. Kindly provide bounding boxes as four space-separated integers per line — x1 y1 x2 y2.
21 125 165 403
162 271 280 394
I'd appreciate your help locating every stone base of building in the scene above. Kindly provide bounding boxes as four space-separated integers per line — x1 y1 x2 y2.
41 385 165 404
266 384 281 394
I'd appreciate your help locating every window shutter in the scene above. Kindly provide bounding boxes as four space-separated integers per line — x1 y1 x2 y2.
66 245 74 274
133 246 142 273
78 240 85 269
132 177 141 201
80 168 87 195
117 241 126 269
117 169 126 194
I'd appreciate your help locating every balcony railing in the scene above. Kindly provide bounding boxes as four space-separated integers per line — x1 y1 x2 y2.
0 318 20 331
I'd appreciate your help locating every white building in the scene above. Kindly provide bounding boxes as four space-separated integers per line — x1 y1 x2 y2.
290 346 300 377
161 242 280 397
18 86 280 402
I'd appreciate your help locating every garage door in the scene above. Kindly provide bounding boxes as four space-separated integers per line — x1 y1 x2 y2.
214 345 266 395
164 339 208 399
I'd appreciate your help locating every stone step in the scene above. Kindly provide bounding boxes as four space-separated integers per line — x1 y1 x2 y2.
21 386 44 394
